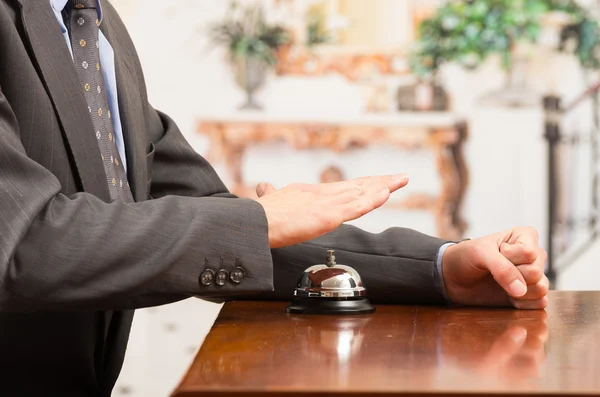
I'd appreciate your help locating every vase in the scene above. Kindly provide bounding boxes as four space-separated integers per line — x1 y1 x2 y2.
478 51 539 108
233 57 268 110
396 81 450 112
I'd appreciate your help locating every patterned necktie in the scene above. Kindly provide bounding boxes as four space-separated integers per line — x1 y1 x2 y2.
67 0 133 202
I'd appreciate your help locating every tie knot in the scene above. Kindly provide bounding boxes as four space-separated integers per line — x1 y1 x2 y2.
70 0 96 10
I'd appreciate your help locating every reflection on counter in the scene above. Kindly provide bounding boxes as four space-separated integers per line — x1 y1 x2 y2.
187 301 560 391
173 292 600 397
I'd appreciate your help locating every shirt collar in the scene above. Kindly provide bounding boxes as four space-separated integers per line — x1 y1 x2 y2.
51 0 103 33
50 0 68 14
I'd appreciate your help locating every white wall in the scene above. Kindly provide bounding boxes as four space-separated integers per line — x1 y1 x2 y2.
112 1 587 238
108 1 595 396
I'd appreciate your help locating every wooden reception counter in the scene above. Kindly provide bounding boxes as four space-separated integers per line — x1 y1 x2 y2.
173 291 600 396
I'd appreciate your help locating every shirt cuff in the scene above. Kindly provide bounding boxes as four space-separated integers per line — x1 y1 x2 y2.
434 242 455 302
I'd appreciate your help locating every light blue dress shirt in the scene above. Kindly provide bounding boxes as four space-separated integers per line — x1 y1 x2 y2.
435 242 453 300
50 0 128 173
49 0 451 301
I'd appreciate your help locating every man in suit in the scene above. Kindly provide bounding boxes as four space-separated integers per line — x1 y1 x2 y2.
0 0 548 396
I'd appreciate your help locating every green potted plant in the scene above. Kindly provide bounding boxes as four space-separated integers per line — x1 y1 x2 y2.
410 0 600 106
210 2 290 110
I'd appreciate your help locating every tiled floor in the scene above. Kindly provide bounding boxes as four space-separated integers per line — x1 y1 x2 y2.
112 298 222 397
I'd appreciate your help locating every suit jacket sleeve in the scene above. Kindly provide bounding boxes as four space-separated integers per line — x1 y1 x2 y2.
0 87 274 312
147 109 448 306
270 225 448 304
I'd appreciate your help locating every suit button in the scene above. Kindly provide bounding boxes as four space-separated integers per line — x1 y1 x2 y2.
215 269 228 286
200 269 215 286
230 267 245 284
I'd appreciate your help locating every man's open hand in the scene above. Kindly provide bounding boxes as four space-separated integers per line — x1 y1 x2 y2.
255 175 409 248
442 226 549 309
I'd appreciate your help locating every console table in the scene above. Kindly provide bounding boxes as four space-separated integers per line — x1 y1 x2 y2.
197 112 469 240
173 291 600 397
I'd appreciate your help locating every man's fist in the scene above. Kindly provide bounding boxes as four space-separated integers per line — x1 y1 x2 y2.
442 226 549 309
255 175 409 248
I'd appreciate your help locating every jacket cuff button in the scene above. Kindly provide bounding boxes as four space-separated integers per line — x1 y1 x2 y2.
230 267 245 284
215 269 228 286
200 269 215 286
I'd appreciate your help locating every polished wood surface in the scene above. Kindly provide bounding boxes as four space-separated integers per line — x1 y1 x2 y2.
173 291 600 396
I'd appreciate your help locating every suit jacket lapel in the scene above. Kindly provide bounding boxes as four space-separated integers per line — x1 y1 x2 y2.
100 19 147 203
17 0 111 201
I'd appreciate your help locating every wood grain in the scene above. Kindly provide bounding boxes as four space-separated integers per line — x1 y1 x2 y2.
173 291 600 396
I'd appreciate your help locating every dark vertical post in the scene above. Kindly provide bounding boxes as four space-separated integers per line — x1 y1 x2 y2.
543 95 561 287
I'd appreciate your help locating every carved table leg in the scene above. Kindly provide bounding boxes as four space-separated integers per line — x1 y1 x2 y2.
223 141 247 197
209 124 247 196
432 124 469 240
204 123 250 197
452 122 470 236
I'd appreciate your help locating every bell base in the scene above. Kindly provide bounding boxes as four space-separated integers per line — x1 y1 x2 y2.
286 297 375 315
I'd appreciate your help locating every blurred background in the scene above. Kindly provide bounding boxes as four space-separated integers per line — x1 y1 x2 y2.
107 0 600 395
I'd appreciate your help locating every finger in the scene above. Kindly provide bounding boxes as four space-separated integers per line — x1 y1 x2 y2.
370 174 408 194
257 182 277 197
506 226 539 245
515 248 547 285
360 174 408 192
340 188 391 221
483 326 528 367
516 262 546 285
516 263 545 285
334 175 408 204
500 242 538 265
327 174 408 196
510 296 548 310
483 251 528 298
514 276 550 300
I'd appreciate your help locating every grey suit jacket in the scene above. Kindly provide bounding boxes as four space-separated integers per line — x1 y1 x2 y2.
0 0 448 395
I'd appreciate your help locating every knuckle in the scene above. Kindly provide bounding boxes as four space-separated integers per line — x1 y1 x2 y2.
538 276 550 294
351 185 364 197
530 226 539 240
527 281 547 299
536 296 549 309
354 199 371 214
521 225 538 239
521 246 537 261
528 267 544 283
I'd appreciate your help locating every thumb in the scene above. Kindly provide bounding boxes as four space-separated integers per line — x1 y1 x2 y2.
256 182 277 198
485 250 528 298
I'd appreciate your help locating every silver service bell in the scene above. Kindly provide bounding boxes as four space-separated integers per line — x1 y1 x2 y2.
286 250 375 315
